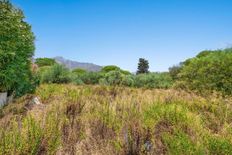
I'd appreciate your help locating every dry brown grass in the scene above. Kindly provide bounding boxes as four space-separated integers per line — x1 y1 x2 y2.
0 84 232 154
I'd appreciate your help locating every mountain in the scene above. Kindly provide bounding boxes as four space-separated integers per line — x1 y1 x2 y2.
54 56 102 72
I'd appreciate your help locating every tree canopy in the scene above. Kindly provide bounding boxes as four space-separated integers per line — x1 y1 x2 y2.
0 0 36 96
35 58 57 67
176 48 232 95
101 65 120 73
137 58 149 74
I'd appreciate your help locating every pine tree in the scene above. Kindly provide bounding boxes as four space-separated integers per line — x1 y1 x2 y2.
136 58 149 74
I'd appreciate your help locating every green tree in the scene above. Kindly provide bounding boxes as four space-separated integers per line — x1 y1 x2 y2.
136 58 149 74
35 58 57 67
176 48 232 95
72 68 87 75
79 72 102 85
134 72 173 89
101 70 124 86
41 64 71 84
101 65 120 73
169 63 183 81
0 0 36 97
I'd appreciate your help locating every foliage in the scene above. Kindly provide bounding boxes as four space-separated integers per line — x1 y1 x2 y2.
35 57 57 67
72 68 87 75
40 64 71 84
169 63 183 81
134 72 173 89
136 58 149 74
100 70 125 85
121 75 135 87
1 84 232 154
120 69 131 75
101 65 120 73
0 0 35 96
78 72 103 85
176 48 232 95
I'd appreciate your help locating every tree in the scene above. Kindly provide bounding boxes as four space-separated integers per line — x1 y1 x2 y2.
168 63 183 81
72 68 87 75
136 58 149 74
176 48 232 95
100 70 124 86
0 0 36 97
101 65 120 73
41 64 71 84
35 58 57 67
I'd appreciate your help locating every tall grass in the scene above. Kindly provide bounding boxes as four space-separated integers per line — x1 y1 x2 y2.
0 84 232 154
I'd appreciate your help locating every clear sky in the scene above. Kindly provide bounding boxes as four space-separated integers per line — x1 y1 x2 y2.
12 0 232 72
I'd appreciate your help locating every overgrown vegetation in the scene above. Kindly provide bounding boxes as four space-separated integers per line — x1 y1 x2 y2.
0 84 232 154
1 1 232 154
36 63 173 89
173 48 232 96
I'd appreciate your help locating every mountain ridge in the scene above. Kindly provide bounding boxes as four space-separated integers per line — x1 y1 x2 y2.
54 56 102 72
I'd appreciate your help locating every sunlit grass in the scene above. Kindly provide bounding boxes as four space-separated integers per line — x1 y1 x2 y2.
0 84 232 154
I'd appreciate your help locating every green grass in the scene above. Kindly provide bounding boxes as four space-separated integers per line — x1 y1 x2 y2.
0 84 232 154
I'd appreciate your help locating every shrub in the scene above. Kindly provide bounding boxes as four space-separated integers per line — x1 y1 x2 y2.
102 70 125 86
41 64 71 84
207 136 232 154
70 74 84 85
120 69 131 75
79 72 103 85
169 63 183 81
176 48 232 95
134 72 173 89
121 75 135 87
101 65 120 73
72 68 87 75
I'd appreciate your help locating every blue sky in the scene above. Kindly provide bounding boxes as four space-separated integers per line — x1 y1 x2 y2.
12 0 232 72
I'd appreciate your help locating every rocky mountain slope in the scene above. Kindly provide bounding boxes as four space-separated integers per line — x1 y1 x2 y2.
54 56 102 71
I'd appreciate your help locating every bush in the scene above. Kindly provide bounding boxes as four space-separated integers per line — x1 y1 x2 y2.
169 63 183 81
121 75 135 87
134 72 173 89
101 70 125 86
70 73 84 85
101 65 120 73
79 72 103 85
176 48 232 95
72 68 87 75
41 64 71 84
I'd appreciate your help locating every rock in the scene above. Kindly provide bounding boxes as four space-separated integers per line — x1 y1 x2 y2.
0 92 7 107
31 97 42 105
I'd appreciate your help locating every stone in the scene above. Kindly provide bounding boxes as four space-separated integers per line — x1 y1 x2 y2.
0 92 7 107
31 97 42 105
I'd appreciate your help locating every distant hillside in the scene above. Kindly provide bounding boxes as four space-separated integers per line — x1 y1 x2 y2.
54 56 102 72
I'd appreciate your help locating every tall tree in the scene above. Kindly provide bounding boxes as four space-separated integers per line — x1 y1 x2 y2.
136 58 149 74
35 58 57 67
0 0 36 97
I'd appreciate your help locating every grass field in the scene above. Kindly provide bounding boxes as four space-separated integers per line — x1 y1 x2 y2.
0 84 232 154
